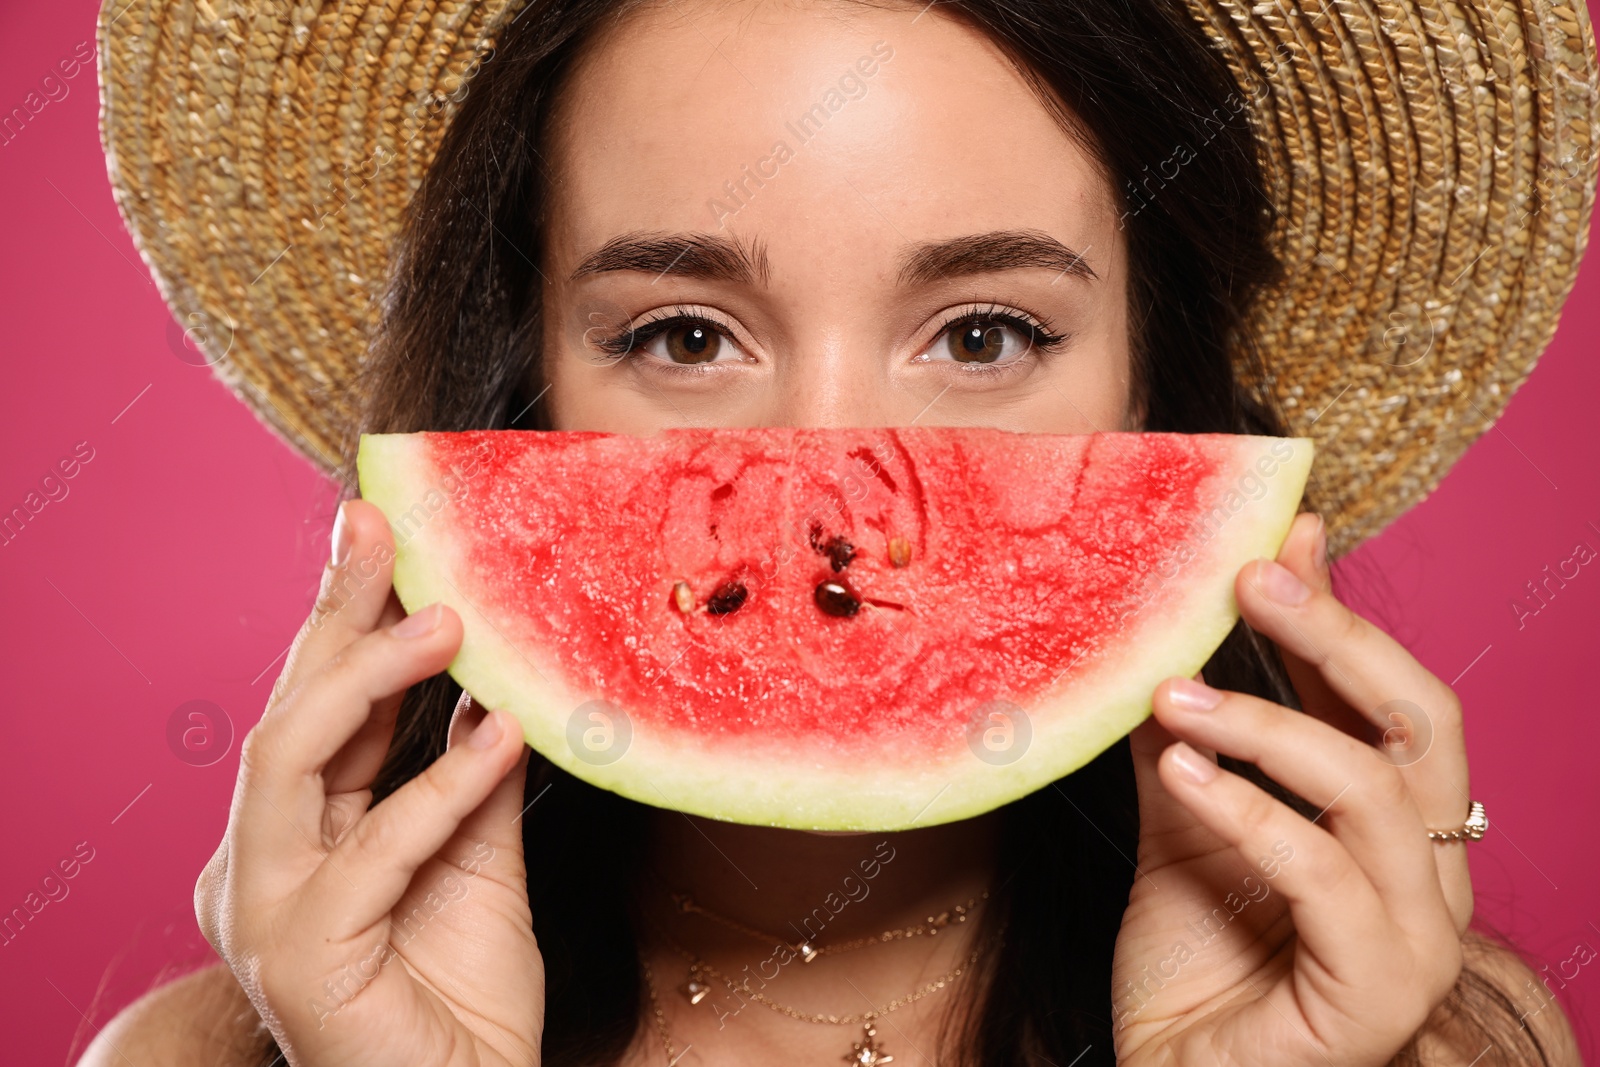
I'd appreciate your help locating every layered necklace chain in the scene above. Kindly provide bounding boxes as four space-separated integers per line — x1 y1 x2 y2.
668 888 988 965
639 886 993 1065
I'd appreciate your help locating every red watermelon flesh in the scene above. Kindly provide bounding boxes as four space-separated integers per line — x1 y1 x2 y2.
357 428 1312 830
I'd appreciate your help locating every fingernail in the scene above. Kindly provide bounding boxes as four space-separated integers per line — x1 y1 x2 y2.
1311 515 1329 576
467 708 504 750
393 603 441 638
1170 742 1217 784
1257 558 1310 605
1168 675 1224 712
330 501 352 568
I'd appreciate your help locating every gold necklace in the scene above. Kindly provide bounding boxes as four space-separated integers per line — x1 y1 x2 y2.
641 957 689 1066
666 887 988 967
640 916 991 1066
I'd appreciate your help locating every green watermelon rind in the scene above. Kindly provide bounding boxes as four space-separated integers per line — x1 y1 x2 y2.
357 432 1313 832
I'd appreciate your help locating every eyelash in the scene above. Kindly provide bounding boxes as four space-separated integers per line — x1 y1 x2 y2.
589 302 1070 376
590 306 730 372
926 303 1070 370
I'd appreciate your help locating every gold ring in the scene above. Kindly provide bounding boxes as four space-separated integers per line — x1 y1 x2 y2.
1426 800 1487 843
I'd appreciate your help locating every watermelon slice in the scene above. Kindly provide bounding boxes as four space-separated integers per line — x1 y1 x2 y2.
356 428 1312 831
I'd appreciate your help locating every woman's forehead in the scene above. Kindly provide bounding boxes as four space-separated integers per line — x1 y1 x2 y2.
542 0 1119 283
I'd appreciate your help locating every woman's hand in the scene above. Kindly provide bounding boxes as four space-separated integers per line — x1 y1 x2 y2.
1112 511 1475 1066
194 499 542 1067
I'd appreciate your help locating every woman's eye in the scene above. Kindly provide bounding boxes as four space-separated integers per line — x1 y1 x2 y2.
640 321 742 365
929 317 1039 366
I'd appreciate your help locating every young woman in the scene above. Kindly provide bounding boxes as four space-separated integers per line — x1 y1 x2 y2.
85 0 1594 1062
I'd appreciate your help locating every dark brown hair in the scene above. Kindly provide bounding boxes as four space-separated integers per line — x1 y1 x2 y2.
253 0 1559 1062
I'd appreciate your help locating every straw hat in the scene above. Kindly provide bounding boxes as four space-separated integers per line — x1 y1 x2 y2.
97 0 1598 558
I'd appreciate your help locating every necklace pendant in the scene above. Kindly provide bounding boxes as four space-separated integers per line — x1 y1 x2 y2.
844 1021 894 1065
680 963 711 1005
796 939 820 963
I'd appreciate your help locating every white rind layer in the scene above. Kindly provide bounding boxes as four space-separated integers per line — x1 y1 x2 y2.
358 433 1314 831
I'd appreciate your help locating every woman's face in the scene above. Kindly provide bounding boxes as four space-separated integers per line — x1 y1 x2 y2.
538 0 1137 435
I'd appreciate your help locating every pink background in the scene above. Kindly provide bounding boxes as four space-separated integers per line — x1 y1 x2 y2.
1 1 1596 1061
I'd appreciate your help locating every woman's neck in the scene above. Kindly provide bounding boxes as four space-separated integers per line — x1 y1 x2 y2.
623 810 1005 1064
636 808 1004 949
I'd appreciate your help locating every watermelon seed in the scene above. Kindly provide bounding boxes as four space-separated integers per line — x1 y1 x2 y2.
814 579 861 617
707 580 749 616
888 536 913 568
824 536 857 571
864 596 907 612
671 581 694 614
807 523 858 571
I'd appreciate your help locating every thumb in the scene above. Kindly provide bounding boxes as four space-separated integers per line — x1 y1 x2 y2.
1129 671 1224 861
445 692 532 868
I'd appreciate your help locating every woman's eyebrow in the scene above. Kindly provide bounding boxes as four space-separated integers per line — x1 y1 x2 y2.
897 230 1098 286
567 227 1097 286
569 231 772 285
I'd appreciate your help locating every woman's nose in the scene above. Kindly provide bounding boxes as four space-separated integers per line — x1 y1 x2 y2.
756 341 906 428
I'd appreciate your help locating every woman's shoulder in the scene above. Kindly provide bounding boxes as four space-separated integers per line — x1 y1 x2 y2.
76 960 267 1067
